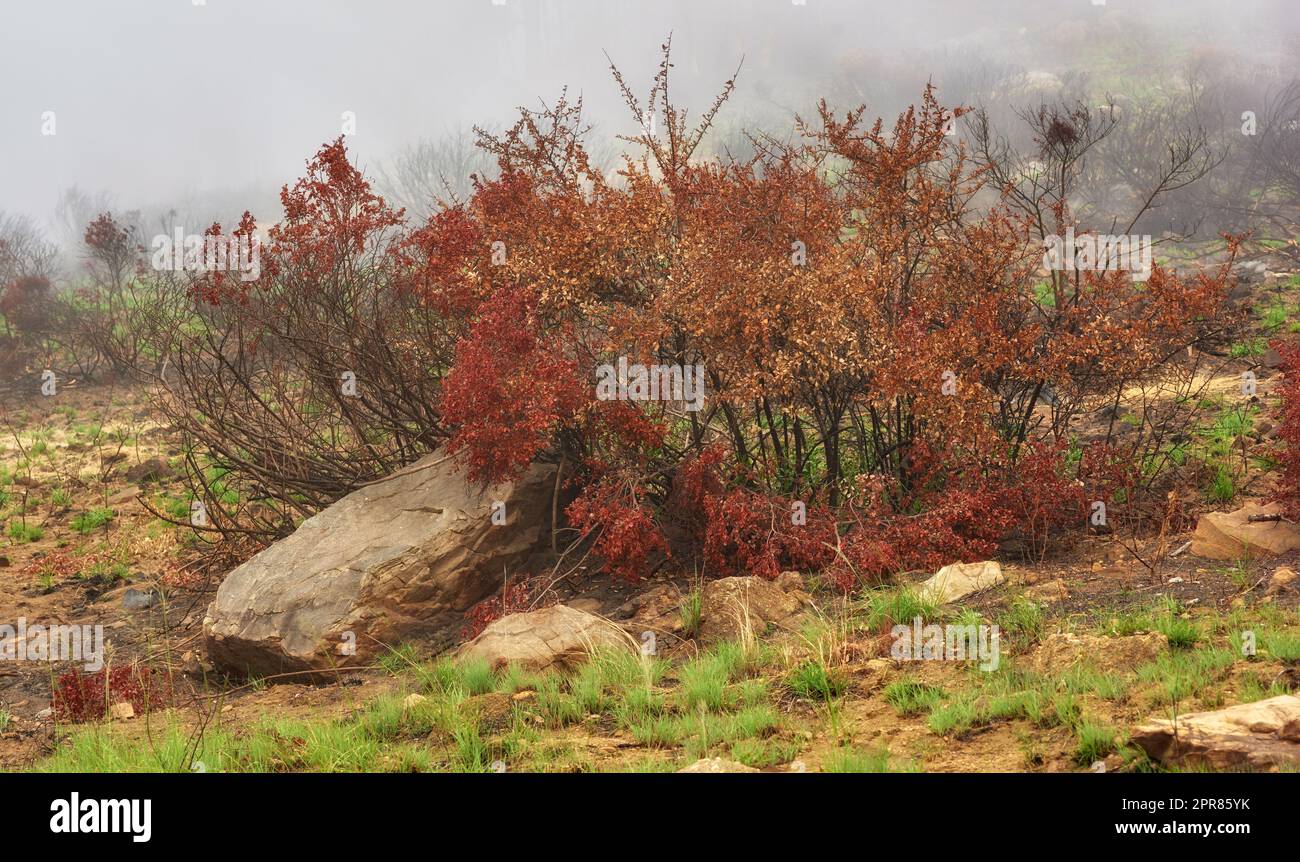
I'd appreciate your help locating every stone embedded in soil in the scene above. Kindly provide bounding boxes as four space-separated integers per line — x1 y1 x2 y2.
108 702 135 721
1190 501 1300 560
121 587 159 610
458 692 515 733
1023 578 1069 603
125 456 173 485
1027 631 1166 676
695 574 810 643
1266 566 1296 596
624 573 811 644
457 604 629 672
1131 695 1300 771
678 757 760 773
917 561 1004 604
203 451 558 678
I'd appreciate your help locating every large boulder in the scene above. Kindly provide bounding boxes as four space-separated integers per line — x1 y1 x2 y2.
1190 501 1300 560
1131 695 1300 771
457 604 630 671
204 452 557 677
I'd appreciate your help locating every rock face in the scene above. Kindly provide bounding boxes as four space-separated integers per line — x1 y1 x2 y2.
204 452 557 677
1131 695 1300 771
917 561 1004 604
457 604 629 671
1190 502 1300 560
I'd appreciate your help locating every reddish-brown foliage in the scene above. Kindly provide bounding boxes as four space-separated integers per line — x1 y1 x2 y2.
53 664 172 723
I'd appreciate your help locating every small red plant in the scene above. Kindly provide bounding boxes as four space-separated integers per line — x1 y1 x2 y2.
52 663 171 723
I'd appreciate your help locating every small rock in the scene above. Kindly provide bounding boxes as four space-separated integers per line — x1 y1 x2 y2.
458 692 514 733
180 650 204 674
35 707 53 720
108 702 135 721
121 588 159 610
125 457 173 485
402 693 427 710
1024 578 1069 603
511 690 535 702
108 486 140 505
1266 566 1296 596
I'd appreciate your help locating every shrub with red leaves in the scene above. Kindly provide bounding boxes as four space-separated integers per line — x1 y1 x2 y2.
0 274 53 336
440 288 586 484
566 474 671 583
52 663 171 723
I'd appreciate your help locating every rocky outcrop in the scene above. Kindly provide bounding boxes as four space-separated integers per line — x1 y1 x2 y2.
1131 695 1300 771
204 452 557 677
457 604 630 671
1190 502 1300 560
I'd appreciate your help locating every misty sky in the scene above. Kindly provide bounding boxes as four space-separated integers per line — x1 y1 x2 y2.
2 0 1297 233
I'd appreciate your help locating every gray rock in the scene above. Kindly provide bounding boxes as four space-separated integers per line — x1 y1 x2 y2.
121 588 159 610
203 451 557 678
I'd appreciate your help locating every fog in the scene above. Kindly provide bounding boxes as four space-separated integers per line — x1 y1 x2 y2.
1 0 1297 240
